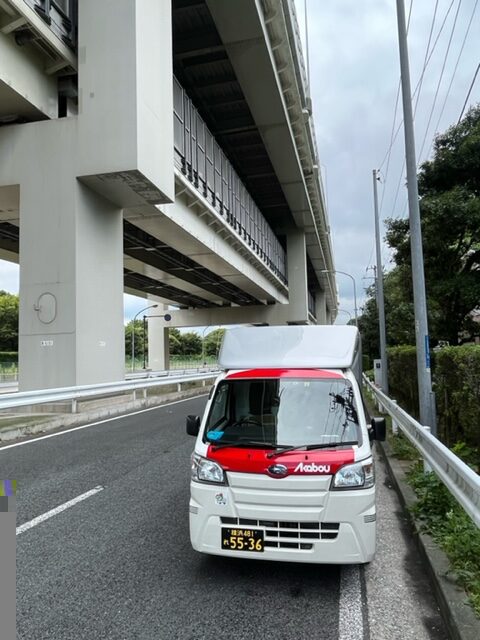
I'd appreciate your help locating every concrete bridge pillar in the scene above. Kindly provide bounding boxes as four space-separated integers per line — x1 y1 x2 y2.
286 228 309 323
315 291 327 325
147 304 170 371
0 0 173 390
16 128 125 390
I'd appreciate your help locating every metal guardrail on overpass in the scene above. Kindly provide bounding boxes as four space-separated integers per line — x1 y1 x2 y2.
363 374 480 529
0 370 220 414
173 77 287 284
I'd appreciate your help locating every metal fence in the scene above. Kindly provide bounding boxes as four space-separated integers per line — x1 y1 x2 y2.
363 375 480 529
0 370 219 415
173 77 287 284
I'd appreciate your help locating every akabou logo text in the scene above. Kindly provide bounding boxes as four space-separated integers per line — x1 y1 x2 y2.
294 462 331 474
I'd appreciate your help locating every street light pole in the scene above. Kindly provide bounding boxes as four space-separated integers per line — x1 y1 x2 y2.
321 269 358 326
373 169 389 393
131 304 158 372
201 326 212 367
396 0 436 433
142 312 172 370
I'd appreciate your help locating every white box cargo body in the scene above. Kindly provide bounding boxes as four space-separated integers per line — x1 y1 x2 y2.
187 326 385 564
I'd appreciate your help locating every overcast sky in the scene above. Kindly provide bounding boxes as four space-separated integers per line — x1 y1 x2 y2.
295 0 480 321
1 0 479 325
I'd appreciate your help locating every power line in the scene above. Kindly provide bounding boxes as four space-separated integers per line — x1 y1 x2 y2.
390 158 405 217
417 0 464 164
457 61 480 123
378 0 414 214
413 0 440 118
427 0 478 157
379 0 454 216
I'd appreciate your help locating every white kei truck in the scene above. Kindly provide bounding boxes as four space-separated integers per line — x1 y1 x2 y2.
186 325 386 564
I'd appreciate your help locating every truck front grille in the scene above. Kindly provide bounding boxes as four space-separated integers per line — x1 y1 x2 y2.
220 517 340 550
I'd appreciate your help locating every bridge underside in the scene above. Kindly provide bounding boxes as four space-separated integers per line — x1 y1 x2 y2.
0 0 336 390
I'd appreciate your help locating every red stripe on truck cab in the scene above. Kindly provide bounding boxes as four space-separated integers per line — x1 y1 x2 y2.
225 368 344 379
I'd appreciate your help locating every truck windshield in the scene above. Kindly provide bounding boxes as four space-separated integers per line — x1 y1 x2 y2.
204 377 360 447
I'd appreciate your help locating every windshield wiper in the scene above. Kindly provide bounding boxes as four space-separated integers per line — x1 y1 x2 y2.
266 440 358 459
210 439 277 452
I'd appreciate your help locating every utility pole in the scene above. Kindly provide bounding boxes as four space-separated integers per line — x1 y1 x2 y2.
395 0 436 433
372 170 388 394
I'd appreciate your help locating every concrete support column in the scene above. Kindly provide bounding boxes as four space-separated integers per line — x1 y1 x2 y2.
148 305 170 371
286 228 309 323
315 291 328 325
17 120 124 390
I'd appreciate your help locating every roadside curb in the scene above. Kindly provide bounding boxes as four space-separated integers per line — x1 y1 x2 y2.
0 386 209 443
378 439 480 640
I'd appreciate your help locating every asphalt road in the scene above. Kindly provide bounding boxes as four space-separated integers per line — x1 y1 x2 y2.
1 396 448 640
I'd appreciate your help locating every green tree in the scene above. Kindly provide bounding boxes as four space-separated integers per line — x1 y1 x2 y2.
124 319 146 360
180 331 202 356
203 328 225 358
169 328 182 355
385 105 480 345
357 269 415 364
0 290 19 352
168 328 202 356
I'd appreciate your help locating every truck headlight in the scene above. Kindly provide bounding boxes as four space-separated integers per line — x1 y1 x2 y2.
191 453 226 485
331 458 374 490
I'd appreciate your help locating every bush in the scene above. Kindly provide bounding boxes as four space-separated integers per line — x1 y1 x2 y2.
387 345 420 417
435 345 480 453
362 354 371 372
0 351 17 364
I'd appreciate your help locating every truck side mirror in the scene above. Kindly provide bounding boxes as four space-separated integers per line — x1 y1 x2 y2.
370 417 386 442
186 415 200 436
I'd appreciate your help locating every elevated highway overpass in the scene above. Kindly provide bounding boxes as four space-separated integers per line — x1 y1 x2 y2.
0 0 337 390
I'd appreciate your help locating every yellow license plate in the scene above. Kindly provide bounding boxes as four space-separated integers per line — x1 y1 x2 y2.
221 528 264 552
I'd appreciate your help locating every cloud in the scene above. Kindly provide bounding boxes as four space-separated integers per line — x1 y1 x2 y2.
295 0 480 320
0 262 19 294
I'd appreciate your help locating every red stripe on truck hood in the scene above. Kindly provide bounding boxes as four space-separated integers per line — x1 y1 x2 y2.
225 368 343 379
207 446 354 476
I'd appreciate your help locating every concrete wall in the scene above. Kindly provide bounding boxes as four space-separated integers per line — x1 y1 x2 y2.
77 0 174 207
0 31 57 119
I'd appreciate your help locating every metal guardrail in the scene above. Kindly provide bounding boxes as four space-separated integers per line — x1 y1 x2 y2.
0 370 220 414
363 374 480 529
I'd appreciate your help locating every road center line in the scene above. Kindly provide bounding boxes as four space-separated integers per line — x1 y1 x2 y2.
16 486 104 535
338 565 364 640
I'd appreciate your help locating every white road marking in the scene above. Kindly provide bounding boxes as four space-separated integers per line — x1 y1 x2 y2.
16 486 104 535
0 394 208 452
339 565 364 640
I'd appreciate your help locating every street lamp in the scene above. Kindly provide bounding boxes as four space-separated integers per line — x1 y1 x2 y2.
321 269 358 326
201 326 214 367
336 309 352 323
142 312 172 369
131 304 158 372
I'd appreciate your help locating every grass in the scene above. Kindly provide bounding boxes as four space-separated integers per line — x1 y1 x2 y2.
126 355 217 371
363 379 480 617
0 415 52 430
407 461 480 617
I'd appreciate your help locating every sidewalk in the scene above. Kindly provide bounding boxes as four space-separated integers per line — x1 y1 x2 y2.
377 439 479 640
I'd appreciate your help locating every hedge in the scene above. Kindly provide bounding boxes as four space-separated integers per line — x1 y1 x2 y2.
387 344 480 450
0 351 18 364
387 345 421 418
434 345 480 449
